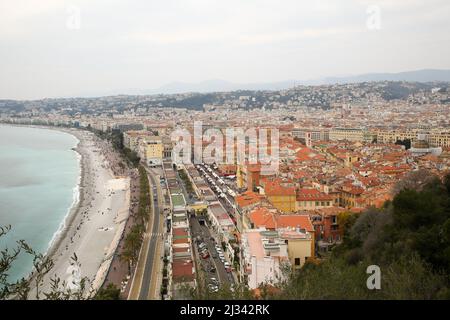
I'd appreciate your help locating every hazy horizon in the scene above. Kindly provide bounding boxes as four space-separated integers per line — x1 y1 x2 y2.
1 0 450 100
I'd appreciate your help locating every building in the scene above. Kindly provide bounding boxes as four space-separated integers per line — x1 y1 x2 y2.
292 128 330 141
310 207 344 250
123 130 153 152
279 227 313 269
207 201 236 254
140 136 163 166
409 139 443 156
162 137 173 159
114 123 144 132
241 229 289 289
248 208 316 257
262 180 296 213
296 189 334 211
375 129 417 145
375 129 450 148
236 163 261 191
330 127 368 142
428 131 450 147
339 185 364 208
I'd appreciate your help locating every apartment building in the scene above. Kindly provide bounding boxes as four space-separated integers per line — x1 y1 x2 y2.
241 229 289 289
376 129 450 147
139 136 164 166
262 180 296 213
279 228 313 270
123 130 153 152
296 189 334 211
330 127 372 142
292 128 330 141
236 163 262 191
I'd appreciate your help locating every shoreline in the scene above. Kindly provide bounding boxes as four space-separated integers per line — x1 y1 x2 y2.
43 127 86 265
0 123 87 263
1 123 131 298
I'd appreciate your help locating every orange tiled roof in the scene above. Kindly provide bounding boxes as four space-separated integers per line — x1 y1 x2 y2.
249 207 314 232
249 207 277 229
277 215 314 232
264 181 296 196
296 188 333 201
235 191 264 208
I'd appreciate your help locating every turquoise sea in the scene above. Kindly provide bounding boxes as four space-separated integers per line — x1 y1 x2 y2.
0 125 80 282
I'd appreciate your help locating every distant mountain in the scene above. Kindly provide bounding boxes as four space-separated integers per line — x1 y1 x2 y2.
151 79 298 94
319 69 450 85
149 69 450 94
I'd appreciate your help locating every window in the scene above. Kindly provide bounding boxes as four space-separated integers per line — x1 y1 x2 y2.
295 258 301 265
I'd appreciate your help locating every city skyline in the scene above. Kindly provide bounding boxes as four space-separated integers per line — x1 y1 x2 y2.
1 0 450 99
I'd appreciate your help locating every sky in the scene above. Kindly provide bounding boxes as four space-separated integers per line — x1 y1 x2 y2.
1 0 450 100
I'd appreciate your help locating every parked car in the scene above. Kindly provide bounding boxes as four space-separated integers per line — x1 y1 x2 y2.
202 252 210 259
208 284 219 292
210 277 218 284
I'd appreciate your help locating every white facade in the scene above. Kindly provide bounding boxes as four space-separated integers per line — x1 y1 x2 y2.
242 229 289 289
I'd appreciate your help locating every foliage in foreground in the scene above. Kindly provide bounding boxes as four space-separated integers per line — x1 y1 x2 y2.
94 283 121 300
1 226 89 300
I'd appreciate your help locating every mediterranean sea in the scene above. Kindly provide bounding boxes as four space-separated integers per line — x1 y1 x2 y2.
0 125 80 282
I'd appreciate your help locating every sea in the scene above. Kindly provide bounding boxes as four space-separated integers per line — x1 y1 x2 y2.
0 124 80 282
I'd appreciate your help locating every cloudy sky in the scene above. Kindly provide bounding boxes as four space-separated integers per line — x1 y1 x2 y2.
1 0 450 99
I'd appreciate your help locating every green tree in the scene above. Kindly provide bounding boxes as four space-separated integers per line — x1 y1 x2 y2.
95 283 121 300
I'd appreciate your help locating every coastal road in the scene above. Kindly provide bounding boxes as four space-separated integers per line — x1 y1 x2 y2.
128 167 163 300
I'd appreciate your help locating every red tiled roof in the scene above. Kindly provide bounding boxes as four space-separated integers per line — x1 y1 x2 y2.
172 259 195 282
296 189 333 201
173 227 189 237
249 207 277 229
264 181 296 196
235 191 264 208
277 215 314 232
249 208 314 232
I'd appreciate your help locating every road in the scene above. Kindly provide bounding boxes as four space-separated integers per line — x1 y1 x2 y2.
190 216 235 288
196 163 239 226
176 164 236 289
128 166 163 300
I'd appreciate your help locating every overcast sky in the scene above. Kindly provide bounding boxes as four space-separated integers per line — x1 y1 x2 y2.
1 0 450 100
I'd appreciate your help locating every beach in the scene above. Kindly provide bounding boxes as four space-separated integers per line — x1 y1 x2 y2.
29 128 131 298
